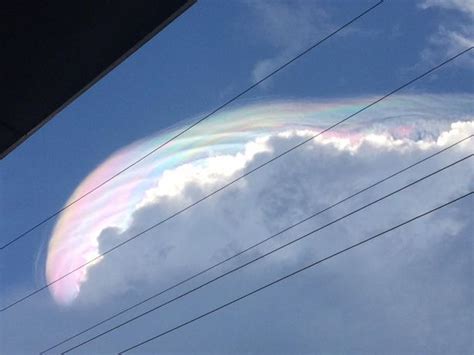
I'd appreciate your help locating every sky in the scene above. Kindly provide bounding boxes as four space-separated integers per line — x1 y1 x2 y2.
0 0 473 354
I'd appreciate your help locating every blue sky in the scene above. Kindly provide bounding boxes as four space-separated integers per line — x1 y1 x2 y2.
1 1 473 354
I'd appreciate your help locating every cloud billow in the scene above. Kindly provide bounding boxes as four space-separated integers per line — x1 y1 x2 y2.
32 95 474 354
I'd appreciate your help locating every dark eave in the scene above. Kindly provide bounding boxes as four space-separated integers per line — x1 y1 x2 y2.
1 0 195 159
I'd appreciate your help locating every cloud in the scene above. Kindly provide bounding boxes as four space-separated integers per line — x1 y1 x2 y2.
80 118 474 304
76 114 473 353
243 0 331 85
419 0 474 16
43 94 474 305
418 0 474 66
4 95 471 354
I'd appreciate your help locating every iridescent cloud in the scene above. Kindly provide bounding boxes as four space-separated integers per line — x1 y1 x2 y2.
45 94 474 305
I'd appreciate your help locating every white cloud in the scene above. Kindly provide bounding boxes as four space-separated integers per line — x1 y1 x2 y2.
137 136 272 208
77 117 473 306
419 0 474 17
244 0 331 84
43 95 474 307
3 96 472 354
64 116 473 353
419 0 474 65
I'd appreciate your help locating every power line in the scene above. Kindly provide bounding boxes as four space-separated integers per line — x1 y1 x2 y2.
2 46 471 313
58 155 472 354
0 0 384 251
117 192 472 354
40 135 472 354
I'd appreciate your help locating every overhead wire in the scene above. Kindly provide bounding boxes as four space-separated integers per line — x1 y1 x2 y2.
2 45 471 313
57 154 472 353
40 134 472 354
0 0 384 251
116 191 473 354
